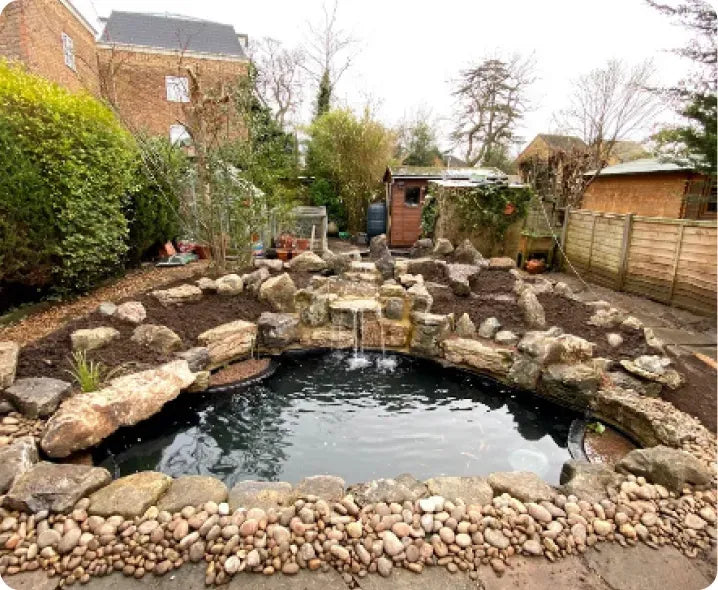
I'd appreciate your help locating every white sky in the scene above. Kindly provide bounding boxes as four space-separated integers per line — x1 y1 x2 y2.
72 0 696 156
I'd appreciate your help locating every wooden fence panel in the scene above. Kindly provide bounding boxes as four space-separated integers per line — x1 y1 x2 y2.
563 209 716 315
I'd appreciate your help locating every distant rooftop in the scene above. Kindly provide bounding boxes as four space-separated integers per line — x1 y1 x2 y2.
536 134 587 152
587 158 695 177
99 11 247 58
385 166 506 180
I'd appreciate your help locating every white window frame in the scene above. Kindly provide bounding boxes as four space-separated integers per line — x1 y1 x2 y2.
61 32 75 71
166 76 190 103
169 124 191 146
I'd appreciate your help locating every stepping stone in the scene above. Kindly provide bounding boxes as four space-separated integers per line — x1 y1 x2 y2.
424 476 493 505
89 471 172 518
4 377 72 418
3 462 110 513
229 480 292 511
157 475 228 514
291 475 345 503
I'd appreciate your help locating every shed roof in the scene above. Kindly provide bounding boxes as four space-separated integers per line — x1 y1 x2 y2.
99 11 247 58
385 166 505 181
586 158 694 177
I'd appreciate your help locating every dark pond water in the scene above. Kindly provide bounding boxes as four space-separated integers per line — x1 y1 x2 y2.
94 351 578 487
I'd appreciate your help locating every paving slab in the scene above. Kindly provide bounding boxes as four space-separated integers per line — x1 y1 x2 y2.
2 570 60 590
652 327 717 347
358 567 480 589
478 555 609 590
582 543 715 590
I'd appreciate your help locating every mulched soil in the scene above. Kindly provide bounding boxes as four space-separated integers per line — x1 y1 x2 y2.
661 355 717 433
431 270 649 361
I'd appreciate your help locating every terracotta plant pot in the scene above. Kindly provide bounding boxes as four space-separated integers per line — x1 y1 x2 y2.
277 248 290 261
297 238 310 251
525 259 546 274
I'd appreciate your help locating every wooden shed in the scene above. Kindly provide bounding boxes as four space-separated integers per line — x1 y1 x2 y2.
382 166 504 247
582 159 716 220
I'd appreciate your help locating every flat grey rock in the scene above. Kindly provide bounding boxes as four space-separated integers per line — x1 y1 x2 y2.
157 475 228 513
4 377 72 418
0 436 38 493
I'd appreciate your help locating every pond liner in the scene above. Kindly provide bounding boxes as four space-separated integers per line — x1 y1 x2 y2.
567 419 589 462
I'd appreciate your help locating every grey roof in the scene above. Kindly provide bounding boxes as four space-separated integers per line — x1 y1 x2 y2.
99 11 247 58
386 166 506 180
586 158 694 177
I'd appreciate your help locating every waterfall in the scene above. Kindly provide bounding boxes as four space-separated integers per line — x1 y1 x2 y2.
375 303 398 371
348 307 370 370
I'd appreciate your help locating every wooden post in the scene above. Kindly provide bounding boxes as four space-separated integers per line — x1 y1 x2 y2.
559 206 571 269
617 213 634 291
586 213 598 274
668 223 686 302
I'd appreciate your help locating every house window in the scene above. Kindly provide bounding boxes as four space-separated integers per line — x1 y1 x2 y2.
62 33 75 71
169 124 191 146
405 186 421 206
166 76 190 103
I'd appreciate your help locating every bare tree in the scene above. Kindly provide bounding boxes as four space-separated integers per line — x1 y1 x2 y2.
555 59 662 171
451 54 534 167
251 38 305 128
303 0 357 114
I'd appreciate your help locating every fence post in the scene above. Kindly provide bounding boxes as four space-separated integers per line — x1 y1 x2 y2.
559 206 571 269
586 213 598 274
668 223 686 302
617 213 634 291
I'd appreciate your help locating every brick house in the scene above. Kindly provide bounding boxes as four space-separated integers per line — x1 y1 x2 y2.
97 11 249 140
582 159 716 220
0 0 100 94
1 3 249 142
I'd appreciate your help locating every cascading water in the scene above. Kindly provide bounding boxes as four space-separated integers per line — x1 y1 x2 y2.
347 307 371 370
375 304 397 371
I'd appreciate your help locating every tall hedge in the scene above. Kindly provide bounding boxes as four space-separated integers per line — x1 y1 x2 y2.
0 60 137 293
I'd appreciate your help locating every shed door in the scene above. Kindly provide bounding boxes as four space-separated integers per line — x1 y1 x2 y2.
390 183 424 247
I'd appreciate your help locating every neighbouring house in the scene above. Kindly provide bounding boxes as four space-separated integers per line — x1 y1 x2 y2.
582 158 717 220
97 11 249 140
516 134 588 167
382 166 505 247
0 0 101 94
0 2 249 143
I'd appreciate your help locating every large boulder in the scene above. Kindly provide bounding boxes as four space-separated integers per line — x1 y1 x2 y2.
508 357 542 390
350 474 427 506
405 258 446 282
369 234 390 260
257 312 299 348
487 471 555 503
89 471 172 518
241 267 270 295
259 273 297 312
3 462 111 513
70 327 120 352
175 347 211 372
197 320 257 366
488 257 516 270
131 324 182 353
0 342 19 389
216 274 244 296
329 298 380 329
229 480 292 511
446 264 481 296
301 327 354 349
374 254 396 281
615 446 713 492
559 460 623 502
298 292 337 327
152 284 202 306
452 239 485 266
539 363 600 407
158 475 228 513
287 251 328 272
407 283 433 312
410 312 450 356
409 238 433 258
115 301 146 324
433 238 454 257
41 360 195 458
455 313 476 338
254 258 284 272
424 476 493 505
291 475 345 503
517 288 546 328
442 338 515 376
0 436 38 494
4 377 72 418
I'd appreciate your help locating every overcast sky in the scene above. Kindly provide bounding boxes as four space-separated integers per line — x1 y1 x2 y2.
73 0 694 155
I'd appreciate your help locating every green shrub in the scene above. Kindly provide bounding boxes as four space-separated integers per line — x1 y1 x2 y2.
126 138 186 264
0 60 137 293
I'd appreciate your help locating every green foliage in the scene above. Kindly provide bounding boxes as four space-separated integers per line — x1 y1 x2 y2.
0 60 137 293
450 183 533 244
308 178 347 229
397 120 442 166
315 70 332 119
586 421 606 435
306 108 395 232
126 137 186 264
420 194 438 238
65 350 116 392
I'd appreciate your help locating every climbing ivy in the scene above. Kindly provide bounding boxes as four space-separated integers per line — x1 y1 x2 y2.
420 193 438 238
450 183 533 243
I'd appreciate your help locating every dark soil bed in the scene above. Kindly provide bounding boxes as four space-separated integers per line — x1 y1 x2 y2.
661 355 717 433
